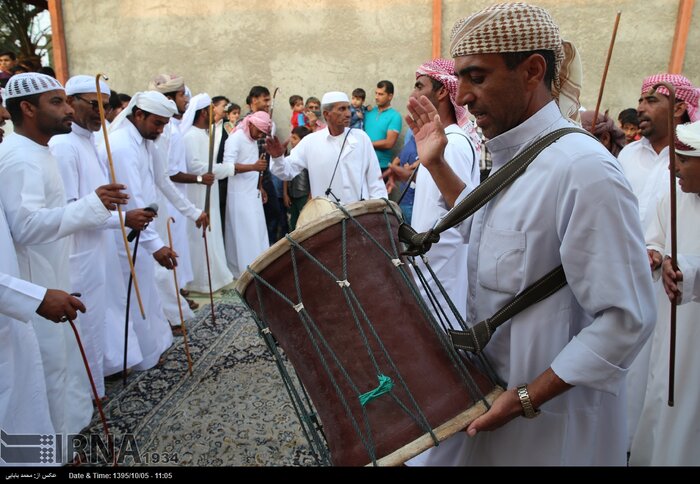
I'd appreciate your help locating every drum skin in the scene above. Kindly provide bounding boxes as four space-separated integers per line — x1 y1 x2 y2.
237 200 495 466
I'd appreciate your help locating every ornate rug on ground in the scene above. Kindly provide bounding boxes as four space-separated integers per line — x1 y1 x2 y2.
79 290 318 466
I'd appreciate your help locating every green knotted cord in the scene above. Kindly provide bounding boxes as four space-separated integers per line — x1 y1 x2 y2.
359 374 394 407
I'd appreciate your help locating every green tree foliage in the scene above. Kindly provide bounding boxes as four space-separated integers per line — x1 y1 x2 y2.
0 0 50 67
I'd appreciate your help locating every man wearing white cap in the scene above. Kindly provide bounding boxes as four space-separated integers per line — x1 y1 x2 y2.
266 91 387 204
149 74 207 322
630 120 700 465
49 75 154 392
406 3 654 465
0 72 128 439
181 93 234 292
101 91 208 370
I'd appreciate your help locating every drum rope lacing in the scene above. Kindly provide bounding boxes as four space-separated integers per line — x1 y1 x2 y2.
244 200 495 465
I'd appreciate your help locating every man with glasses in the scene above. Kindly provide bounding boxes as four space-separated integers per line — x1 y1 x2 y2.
49 75 156 391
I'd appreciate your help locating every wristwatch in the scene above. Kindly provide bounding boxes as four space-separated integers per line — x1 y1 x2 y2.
196 175 203 184
516 384 541 418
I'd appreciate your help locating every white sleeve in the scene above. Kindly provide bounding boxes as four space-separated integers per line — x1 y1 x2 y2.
644 193 668 281
151 143 202 222
364 139 388 199
677 254 700 305
551 151 655 394
0 273 47 323
269 139 307 181
185 133 234 179
50 139 80 203
109 142 165 255
0 158 111 246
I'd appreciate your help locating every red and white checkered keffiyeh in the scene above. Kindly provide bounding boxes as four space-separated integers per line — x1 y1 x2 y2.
239 110 271 142
676 121 700 156
641 74 700 122
416 58 481 152
449 2 582 123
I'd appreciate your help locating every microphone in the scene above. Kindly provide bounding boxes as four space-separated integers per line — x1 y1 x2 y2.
127 203 158 242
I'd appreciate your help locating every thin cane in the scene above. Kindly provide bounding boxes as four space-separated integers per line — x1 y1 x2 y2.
202 227 216 325
204 103 215 228
166 217 194 375
202 103 217 324
651 81 678 406
67 317 115 466
122 231 141 387
397 161 420 206
95 73 146 320
590 12 621 131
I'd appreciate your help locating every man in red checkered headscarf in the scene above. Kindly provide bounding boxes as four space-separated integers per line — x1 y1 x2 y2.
618 73 700 230
618 72 700 461
404 2 655 466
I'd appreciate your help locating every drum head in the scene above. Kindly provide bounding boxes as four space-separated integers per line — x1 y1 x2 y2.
296 197 338 229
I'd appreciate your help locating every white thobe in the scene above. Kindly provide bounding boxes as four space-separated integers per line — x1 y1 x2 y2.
49 123 143 389
99 122 173 370
0 133 112 436
617 137 669 449
429 102 655 466
677 254 700 304
0 200 54 440
630 190 700 465
155 119 193 286
618 138 670 231
271 127 387 203
411 124 479 329
152 120 199 324
183 126 234 292
223 129 270 277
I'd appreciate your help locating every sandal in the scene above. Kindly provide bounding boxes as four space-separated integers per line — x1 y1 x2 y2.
187 298 199 310
180 288 190 297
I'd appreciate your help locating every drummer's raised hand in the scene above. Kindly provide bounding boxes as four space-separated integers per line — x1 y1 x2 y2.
265 136 285 158
406 96 448 170
406 96 465 208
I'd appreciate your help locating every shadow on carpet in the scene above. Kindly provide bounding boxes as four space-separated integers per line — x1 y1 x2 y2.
79 290 318 466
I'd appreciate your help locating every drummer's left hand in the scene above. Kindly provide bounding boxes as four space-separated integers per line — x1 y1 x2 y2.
465 388 523 436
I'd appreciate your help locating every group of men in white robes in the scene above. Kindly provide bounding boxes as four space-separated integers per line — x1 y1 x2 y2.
616 74 700 466
0 73 130 458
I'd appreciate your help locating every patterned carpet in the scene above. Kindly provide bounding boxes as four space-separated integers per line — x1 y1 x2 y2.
79 290 318 466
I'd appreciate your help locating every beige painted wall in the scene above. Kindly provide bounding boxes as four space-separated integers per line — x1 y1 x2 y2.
62 0 698 136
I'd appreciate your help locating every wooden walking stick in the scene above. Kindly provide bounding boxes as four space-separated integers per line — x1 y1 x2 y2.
651 81 678 407
67 317 114 465
202 103 216 325
166 217 194 376
590 11 621 131
95 73 146 320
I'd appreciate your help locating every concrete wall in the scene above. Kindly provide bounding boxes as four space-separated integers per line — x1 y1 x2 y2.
62 0 698 135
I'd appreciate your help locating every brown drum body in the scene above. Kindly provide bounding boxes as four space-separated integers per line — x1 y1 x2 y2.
236 200 497 466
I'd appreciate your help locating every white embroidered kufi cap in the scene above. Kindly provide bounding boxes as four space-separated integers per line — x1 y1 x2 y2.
4 73 64 105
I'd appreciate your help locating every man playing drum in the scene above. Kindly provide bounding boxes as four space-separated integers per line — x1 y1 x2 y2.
406 2 655 465
266 91 387 204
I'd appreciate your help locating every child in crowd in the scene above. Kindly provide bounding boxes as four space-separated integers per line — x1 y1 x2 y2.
289 95 305 130
619 108 641 144
283 126 313 230
224 102 241 134
350 88 371 129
